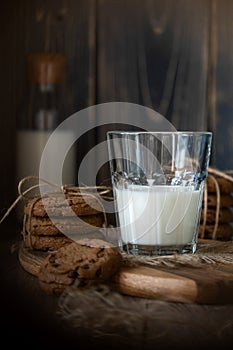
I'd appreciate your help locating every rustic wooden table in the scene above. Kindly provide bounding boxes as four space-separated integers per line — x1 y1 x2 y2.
1 219 233 350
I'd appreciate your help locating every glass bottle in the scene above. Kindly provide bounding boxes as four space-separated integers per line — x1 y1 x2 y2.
25 52 65 130
16 53 65 181
16 53 76 220
30 81 59 130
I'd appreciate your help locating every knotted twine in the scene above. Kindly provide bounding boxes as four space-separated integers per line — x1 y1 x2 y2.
0 176 113 236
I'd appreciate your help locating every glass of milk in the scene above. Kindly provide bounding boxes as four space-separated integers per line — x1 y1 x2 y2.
107 131 212 255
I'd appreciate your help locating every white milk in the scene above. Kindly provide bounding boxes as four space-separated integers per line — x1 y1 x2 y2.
115 185 202 246
16 130 76 185
15 130 76 221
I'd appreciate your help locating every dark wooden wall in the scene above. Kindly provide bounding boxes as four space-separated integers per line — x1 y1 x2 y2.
1 0 233 212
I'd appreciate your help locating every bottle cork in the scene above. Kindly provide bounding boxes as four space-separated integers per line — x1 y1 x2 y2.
27 53 65 85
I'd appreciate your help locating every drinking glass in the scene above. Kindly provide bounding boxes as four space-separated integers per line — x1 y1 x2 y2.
107 131 212 255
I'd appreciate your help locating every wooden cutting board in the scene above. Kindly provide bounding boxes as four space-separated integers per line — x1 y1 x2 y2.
110 263 233 304
18 241 233 304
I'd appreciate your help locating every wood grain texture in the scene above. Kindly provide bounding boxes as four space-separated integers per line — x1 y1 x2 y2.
111 264 233 305
111 266 198 304
18 243 47 276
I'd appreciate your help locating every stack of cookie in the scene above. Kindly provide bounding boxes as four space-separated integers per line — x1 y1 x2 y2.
22 191 106 252
199 175 233 240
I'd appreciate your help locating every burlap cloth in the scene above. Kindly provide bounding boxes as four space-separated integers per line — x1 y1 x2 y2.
57 239 233 348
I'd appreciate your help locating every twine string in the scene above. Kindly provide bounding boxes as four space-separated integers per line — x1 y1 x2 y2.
200 167 233 239
208 167 233 182
22 195 43 249
0 176 113 227
210 174 221 240
199 183 208 239
0 176 48 225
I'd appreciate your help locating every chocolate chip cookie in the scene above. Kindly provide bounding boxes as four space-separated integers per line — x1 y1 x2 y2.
38 238 123 295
